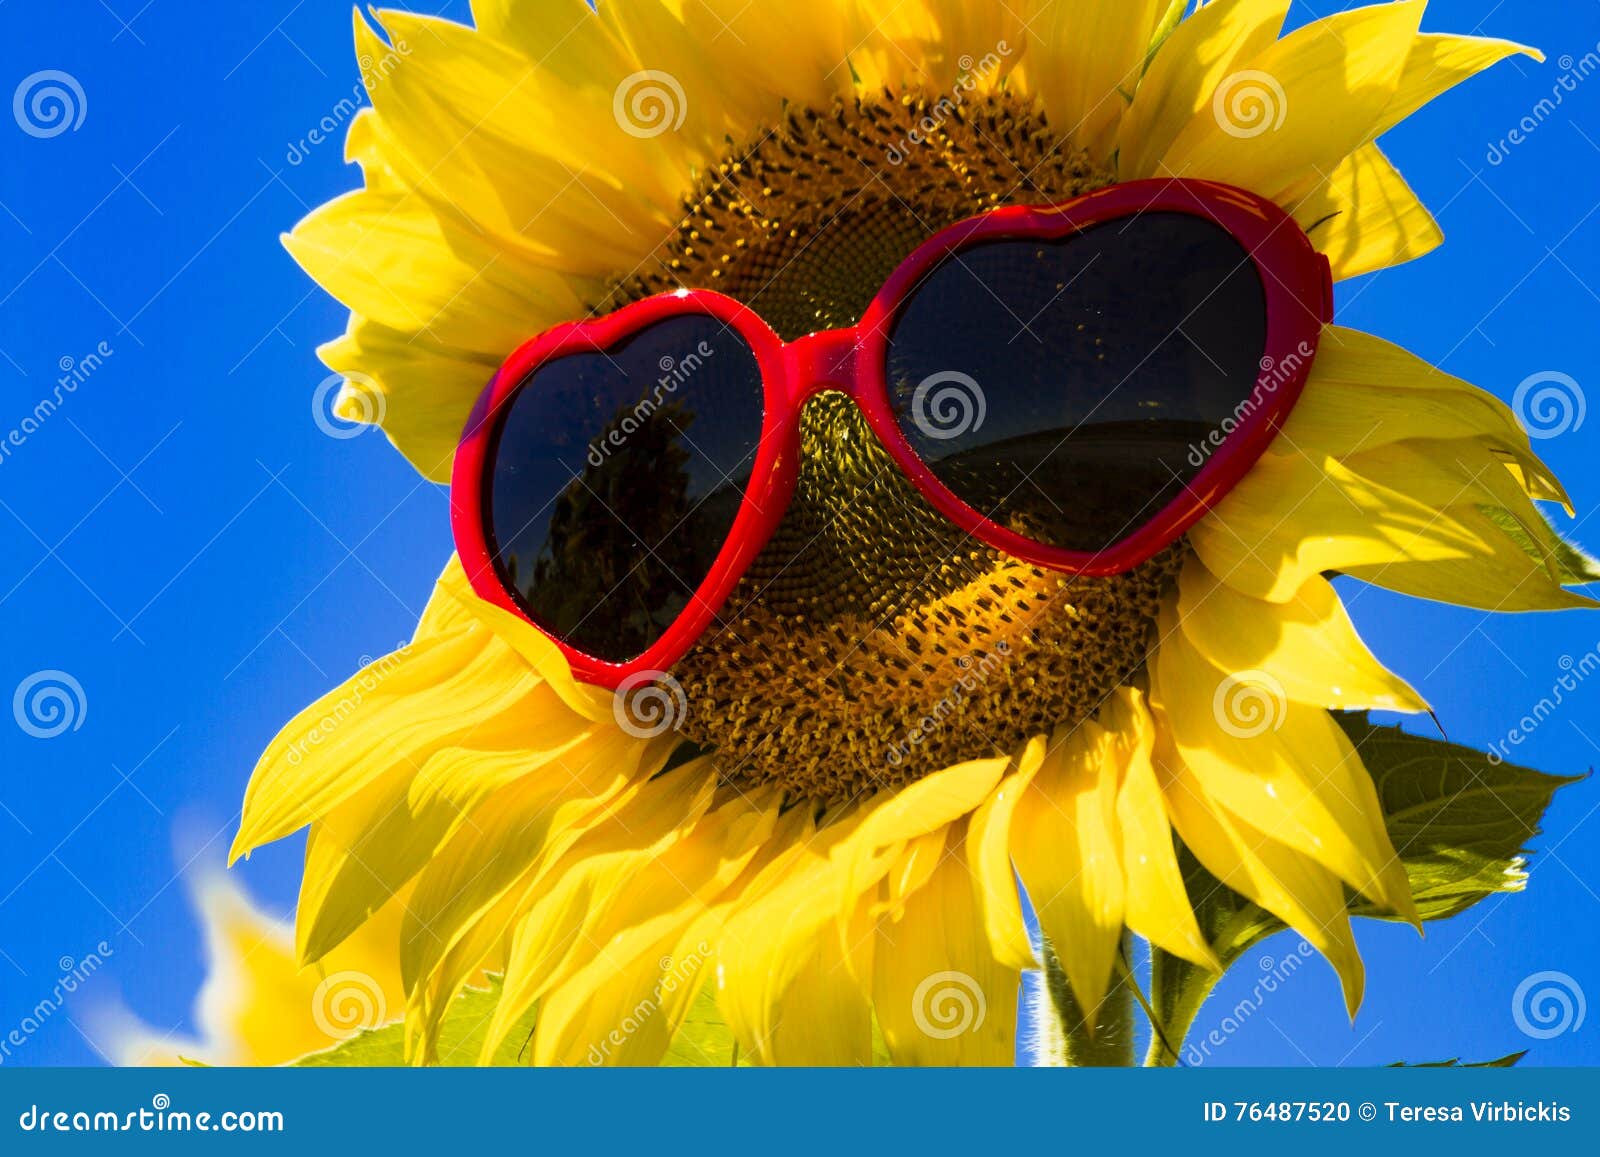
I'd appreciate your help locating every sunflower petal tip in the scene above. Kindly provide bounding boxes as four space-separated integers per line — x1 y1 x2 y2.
226 829 252 866
1400 899 1423 932
1342 974 1366 1023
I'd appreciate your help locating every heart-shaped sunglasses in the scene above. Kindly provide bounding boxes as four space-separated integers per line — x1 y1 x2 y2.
451 178 1332 689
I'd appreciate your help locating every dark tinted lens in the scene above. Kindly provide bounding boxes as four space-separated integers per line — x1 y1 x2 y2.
887 212 1268 554
486 314 764 662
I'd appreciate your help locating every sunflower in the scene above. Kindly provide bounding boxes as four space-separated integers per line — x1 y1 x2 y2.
107 874 405 1066
234 0 1592 1066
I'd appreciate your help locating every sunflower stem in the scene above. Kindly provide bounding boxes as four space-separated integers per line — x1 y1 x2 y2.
1143 946 1221 1067
1037 934 1137 1067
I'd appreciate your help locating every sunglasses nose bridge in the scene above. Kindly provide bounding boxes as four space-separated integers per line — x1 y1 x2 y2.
782 327 862 405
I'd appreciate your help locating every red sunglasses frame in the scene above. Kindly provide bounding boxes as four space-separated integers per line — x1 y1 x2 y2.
452 178 1333 689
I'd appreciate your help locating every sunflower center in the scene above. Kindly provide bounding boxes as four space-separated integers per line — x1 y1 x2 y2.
605 90 1181 802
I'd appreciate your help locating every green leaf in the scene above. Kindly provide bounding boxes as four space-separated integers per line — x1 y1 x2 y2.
293 976 538 1067
1390 1050 1527 1068
1337 713 1583 922
660 986 893 1066
1147 719 1581 1063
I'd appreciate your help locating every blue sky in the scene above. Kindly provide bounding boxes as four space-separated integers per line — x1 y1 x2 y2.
0 0 1597 1067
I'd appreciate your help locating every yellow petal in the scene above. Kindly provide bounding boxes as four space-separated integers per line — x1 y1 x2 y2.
854 0 1032 94
296 691 593 965
1118 0 1291 178
1337 439 1595 611
1030 0 1166 164
762 895 878 1066
880 828 951 925
1345 436 1549 529
720 806 883 1068
1175 556 1426 713
837 756 1010 920
683 0 861 114
401 729 681 1041
1159 1 1425 196
966 737 1046 971
522 795 778 1066
1378 33 1542 137
1152 602 1415 920
1010 721 1125 1023
471 0 642 89
190 877 324 1063
231 622 547 860
428 556 616 721
406 879 526 1060
414 556 486 639
1157 740 1365 1015
1190 447 1587 610
313 320 497 483
601 0 852 155
1103 688 1219 971
1269 34 1536 276
283 186 588 357
361 8 689 270
873 825 1019 1066
1286 327 1564 503
113 874 408 1066
297 555 601 965
1284 144 1442 279
716 760 1001 1064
